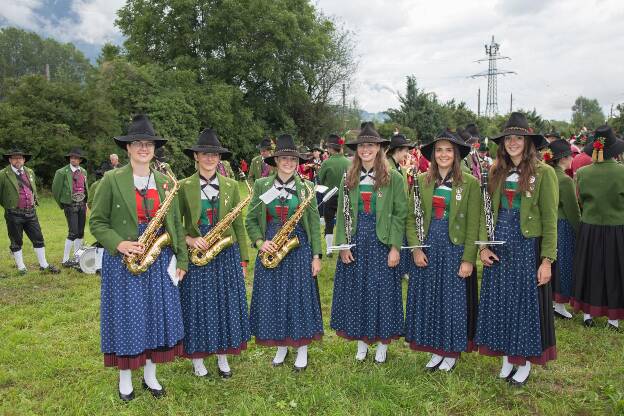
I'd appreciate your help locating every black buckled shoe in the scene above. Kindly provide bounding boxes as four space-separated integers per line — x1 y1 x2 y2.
142 380 166 398
61 260 76 268
40 265 61 274
508 373 530 387
607 323 621 333
118 390 135 402
218 368 232 379
583 318 595 328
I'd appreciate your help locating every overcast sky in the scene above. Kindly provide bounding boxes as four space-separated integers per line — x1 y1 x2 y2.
1 0 623 121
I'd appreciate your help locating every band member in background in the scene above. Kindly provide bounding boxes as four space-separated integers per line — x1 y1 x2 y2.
101 153 121 172
412 146 430 174
178 129 251 378
90 114 188 402
248 137 274 182
476 112 557 387
0 149 60 275
246 134 323 371
404 130 480 372
571 133 593 176
317 134 350 256
544 131 560 144
571 125 624 331
52 147 89 267
542 140 580 319
477 137 493 171
330 123 407 364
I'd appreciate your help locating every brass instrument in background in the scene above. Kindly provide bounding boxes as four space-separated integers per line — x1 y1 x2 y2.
189 180 253 266
259 181 316 269
124 161 180 275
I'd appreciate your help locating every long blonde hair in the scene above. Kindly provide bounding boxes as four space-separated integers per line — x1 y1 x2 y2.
346 145 390 191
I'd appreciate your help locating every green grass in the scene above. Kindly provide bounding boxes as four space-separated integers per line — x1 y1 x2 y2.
1 187 623 415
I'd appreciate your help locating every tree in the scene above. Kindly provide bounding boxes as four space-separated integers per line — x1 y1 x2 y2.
609 103 624 135
571 96 605 130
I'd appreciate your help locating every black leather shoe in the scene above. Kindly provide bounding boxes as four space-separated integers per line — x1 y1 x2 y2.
142 380 166 398
425 359 443 372
508 373 530 387
272 349 289 367
40 265 60 274
118 390 135 402
62 260 76 268
607 323 621 333
584 318 595 327
503 368 517 381
218 368 232 378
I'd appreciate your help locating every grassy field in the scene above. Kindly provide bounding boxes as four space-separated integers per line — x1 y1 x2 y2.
1 187 623 415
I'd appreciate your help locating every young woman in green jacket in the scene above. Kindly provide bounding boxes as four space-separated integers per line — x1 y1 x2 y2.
404 130 480 372
476 112 558 387
330 123 407 364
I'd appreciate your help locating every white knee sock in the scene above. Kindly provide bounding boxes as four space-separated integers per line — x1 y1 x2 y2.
499 355 514 378
119 369 133 395
325 235 333 254
426 353 444 368
73 238 83 255
143 359 161 390
294 345 308 368
608 319 619 328
583 313 592 321
355 340 368 361
554 303 573 318
13 250 26 270
512 361 531 383
375 342 388 362
439 357 456 372
192 358 208 376
217 355 230 372
273 346 288 365
34 247 49 268
63 239 73 262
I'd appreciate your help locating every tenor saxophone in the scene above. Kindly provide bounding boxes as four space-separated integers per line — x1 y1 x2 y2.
124 161 180 275
189 181 253 266
259 181 316 269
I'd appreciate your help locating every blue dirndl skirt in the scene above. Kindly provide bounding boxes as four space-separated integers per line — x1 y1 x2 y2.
405 218 477 357
180 224 250 357
330 212 404 344
100 224 184 369
552 218 575 303
475 209 556 366
249 223 323 347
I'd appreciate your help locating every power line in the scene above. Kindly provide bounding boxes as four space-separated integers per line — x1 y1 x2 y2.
469 36 516 117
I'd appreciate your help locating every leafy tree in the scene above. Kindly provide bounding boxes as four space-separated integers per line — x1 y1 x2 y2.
571 96 605 130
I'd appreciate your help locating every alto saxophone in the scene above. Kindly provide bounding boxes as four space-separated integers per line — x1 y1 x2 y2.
189 180 253 266
124 161 180 275
259 180 316 269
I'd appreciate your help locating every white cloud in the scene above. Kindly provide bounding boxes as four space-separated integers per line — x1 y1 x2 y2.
0 0 43 29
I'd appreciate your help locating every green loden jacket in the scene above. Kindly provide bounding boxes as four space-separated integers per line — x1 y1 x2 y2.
406 172 481 263
479 161 558 260
575 159 624 226
248 155 274 182
51 165 88 208
87 179 100 208
554 166 580 233
178 172 250 262
334 169 408 249
0 165 39 210
245 173 322 256
318 153 351 191
89 164 189 270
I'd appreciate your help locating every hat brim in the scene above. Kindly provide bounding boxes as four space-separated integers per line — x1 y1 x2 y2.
491 133 547 150
345 137 390 150
326 143 343 150
550 149 572 161
66 153 87 162
583 138 624 160
183 146 232 160
420 137 471 161
387 142 416 152
114 133 167 150
4 153 33 163
264 150 308 167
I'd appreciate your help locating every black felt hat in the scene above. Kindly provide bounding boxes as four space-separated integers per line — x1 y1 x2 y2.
544 139 572 162
184 128 232 160
491 112 547 149
114 114 167 150
256 136 273 150
420 129 471 161
544 131 561 140
326 133 345 150
65 147 87 162
3 148 32 163
264 134 308 166
345 122 389 150
464 123 482 144
583 125 624 161
387 133 416 152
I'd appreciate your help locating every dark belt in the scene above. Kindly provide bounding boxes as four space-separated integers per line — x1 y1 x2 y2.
7 207 35 215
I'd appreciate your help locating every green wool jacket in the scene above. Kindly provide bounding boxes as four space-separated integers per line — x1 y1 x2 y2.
334 169 408 249
0 165 39 210
575 159 624 226
406 172 481 263
479 161 558 260
178 172 250 262
89 164 189 270
248 155 274 182
51 165 88 208
387 156 409 193
245 173 322 256
219 160 235 178
554 166 580 233
87 179 100 208
318 153 351 191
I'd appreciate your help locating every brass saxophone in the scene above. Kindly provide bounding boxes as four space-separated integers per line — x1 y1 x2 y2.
124 161 180 275
189 180 253 266
259 180 316 269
